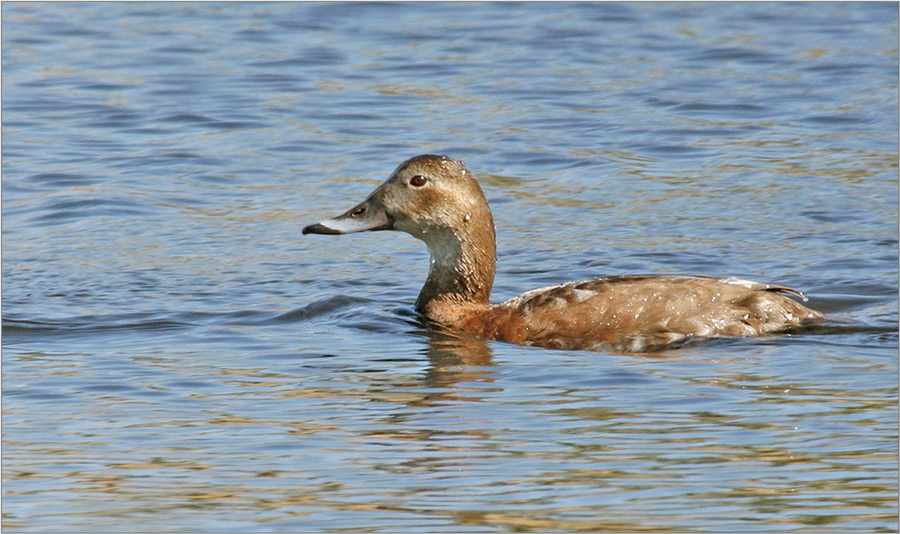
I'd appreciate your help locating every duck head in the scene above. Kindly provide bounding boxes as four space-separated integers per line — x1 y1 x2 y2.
303 154 494 244
303 154 497 310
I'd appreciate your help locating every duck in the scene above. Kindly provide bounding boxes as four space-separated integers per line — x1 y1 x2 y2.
303 154 824 352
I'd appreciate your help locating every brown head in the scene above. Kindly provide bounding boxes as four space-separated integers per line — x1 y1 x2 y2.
303 155 497 312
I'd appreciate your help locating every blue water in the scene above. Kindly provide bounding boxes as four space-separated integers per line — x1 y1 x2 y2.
3 2 898 532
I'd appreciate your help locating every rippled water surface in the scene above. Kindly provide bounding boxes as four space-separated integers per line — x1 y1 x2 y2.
3 2 898 532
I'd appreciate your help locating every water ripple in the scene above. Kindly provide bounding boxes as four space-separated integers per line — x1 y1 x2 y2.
2 2 896 532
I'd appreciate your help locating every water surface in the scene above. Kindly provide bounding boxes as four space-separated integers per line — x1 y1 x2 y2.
3 2 898 532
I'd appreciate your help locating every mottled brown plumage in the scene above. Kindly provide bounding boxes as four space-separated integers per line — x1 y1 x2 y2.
303 155 823 352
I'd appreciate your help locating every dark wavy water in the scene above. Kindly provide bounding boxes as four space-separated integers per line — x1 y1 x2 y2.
3 2 897 532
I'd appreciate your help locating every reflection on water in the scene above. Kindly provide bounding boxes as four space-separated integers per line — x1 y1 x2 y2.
3 318 897 531
3 1 897 532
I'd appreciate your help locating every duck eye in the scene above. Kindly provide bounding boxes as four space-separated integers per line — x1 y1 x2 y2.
409 175 427 187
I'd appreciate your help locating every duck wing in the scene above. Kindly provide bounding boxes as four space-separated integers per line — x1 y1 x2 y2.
488 275 822 352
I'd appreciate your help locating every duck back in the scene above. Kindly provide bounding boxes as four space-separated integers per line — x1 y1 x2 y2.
473 275 823 352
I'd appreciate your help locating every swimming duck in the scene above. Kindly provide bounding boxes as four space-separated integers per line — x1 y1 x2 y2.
303 154 823 352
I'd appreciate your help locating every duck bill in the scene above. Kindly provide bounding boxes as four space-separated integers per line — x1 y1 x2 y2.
302 195 392 235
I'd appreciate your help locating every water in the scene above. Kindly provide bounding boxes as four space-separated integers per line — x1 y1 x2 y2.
2 2 897 531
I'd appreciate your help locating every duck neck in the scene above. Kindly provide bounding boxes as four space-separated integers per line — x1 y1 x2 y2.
415 222 496 318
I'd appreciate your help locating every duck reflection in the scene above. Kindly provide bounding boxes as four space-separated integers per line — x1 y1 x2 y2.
421 323 495 390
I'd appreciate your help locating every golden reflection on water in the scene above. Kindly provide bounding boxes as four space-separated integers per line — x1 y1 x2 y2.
3 338 896 532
